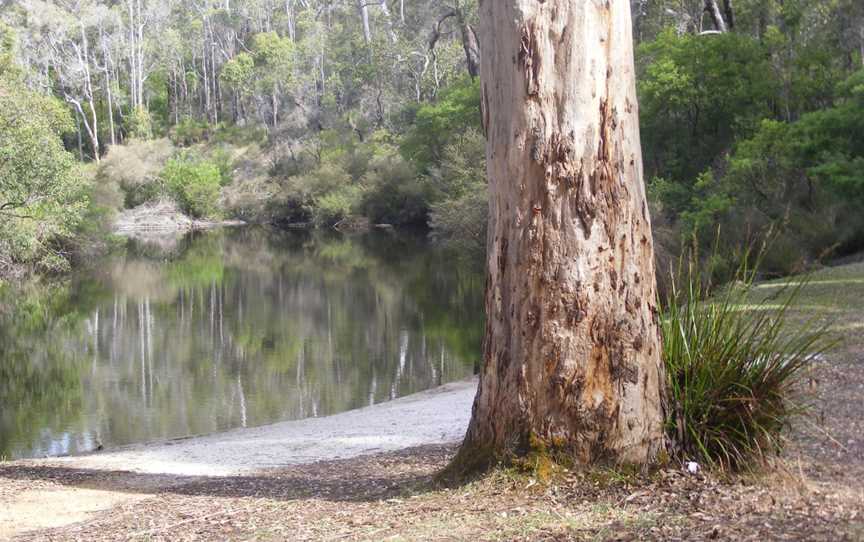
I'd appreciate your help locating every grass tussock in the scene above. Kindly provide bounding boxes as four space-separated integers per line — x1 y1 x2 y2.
661 255 833 470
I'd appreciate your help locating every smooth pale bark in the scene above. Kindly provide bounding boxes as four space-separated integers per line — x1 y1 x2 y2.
457 0 665 469
705 0 729 33
357 0 372 44
378 0 398 44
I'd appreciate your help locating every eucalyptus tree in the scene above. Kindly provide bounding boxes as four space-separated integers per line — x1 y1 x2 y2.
19 0 109 160
454 0 665 471
251 31 294 127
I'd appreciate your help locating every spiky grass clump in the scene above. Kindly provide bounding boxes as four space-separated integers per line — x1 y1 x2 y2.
662 261 831 470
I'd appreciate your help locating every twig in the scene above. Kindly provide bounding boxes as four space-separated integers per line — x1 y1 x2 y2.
803 419 850 453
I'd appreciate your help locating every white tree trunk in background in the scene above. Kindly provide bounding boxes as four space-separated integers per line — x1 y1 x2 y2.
357 0 372 44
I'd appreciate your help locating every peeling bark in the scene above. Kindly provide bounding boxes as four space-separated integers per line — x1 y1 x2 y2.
455 0 665 471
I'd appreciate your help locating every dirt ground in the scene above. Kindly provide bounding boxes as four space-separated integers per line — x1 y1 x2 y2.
1 263 863 541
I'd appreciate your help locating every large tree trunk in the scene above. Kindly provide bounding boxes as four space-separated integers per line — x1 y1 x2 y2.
455 0 665 472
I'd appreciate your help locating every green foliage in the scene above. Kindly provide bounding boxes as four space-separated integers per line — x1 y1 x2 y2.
98 138 175 208
126 107 154 140
427 128 488 251
170 118 212 147
0 68 88 274
653 171 733 241
429 185 487 252
361 152 429 225
638 30 777 184
268 128 430 227
662 258 830 470
400 76 482 171
211 122 268 146
220 52 255 97
0 23 18 78
251 31 294 95
271 162 353 224
210 146 235 186
639 17 864 275
313 184 363 226
160 154 223 219
715 69 864 266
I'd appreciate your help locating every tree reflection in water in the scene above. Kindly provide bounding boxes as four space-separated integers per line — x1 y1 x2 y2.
0 227 483 459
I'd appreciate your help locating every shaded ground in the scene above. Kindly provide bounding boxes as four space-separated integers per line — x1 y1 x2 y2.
1 262 864 541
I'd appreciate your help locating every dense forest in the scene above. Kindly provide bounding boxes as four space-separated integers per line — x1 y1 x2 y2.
0 0 862 279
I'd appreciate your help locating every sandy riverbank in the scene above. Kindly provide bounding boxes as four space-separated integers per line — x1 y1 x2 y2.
24 378 477 477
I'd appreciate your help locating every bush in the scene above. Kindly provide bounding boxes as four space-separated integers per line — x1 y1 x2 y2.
400 76 482 171
98 138 174 208
661 257 831 470
210 145 235 186
268 162 353 224
313 185 363 226
212 123 268 146
427 128 488 251
361 153 428 225
429 184 488 253
126 107 153 140
160 155 223 218
170 118 212 147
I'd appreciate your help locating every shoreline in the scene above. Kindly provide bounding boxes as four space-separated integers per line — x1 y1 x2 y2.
112 200 246 239
15 378 478 477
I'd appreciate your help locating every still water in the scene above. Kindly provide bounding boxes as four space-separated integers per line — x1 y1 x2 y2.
0 227 484 460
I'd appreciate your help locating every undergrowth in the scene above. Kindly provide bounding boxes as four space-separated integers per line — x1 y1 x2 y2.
661 253 833 470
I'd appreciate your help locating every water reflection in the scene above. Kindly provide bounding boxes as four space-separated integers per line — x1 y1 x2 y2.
0 228 483 459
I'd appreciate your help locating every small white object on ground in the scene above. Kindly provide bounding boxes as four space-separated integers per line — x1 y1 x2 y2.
686 461 700 474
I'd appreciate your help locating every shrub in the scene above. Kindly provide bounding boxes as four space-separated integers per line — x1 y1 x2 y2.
313 185 363 226
427 128 488 251
210 145 235 186
98 138 174 208
661 257 831 470
170 118 212 147
361 153 428 225
267 162 353 224
126 107 153 140
160 155 223 218
212 123 268 146
429 184 488 253
400 76 482 170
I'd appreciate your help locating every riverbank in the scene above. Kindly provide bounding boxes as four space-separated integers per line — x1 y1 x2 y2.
113 200 246 238
21 379 476 477
0 379 475 539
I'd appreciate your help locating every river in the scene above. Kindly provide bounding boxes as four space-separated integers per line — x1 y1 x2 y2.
0 227 484 460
